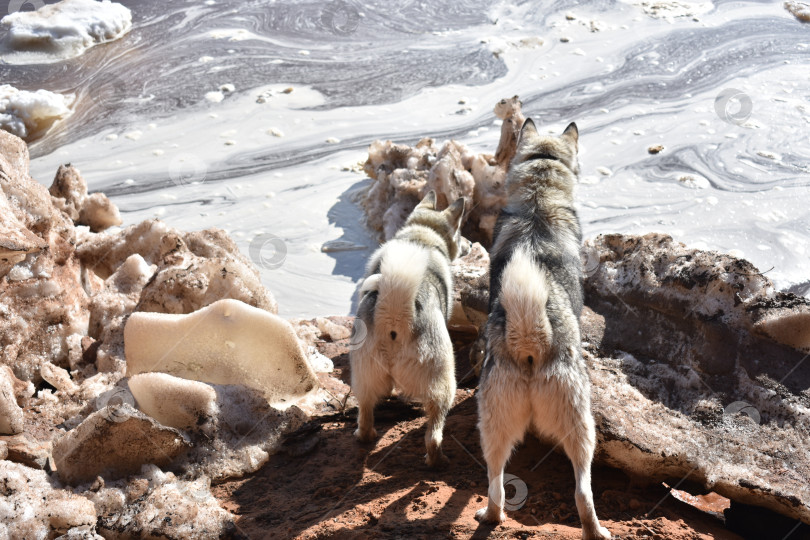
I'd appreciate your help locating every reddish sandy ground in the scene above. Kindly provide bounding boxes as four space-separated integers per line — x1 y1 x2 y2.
214 330 743 540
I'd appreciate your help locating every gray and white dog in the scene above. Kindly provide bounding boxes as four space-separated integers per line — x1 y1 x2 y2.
351 191 465 467
475 119 610 539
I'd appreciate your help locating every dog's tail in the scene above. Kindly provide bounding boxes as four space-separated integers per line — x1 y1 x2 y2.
362 241 430 340
500 247 553 366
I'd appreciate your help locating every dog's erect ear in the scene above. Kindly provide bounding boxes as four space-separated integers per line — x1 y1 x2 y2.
519 118 538 147
445 197 465 231
418 190 437 210
562 122 578 144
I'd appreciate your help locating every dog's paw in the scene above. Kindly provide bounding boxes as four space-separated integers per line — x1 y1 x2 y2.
582 525 611 540
474 506 505 524
425 451 450 469
354 427 377 443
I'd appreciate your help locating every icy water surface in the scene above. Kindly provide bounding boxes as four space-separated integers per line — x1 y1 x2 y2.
2 0 809 317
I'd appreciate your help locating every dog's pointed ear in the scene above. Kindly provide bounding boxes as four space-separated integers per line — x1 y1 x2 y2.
418 190 437 210
562 122 578 144
445 197 465 230
519 118 538 146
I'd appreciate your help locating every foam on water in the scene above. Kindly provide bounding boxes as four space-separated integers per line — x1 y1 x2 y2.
0 0 131 64
2 0 807 316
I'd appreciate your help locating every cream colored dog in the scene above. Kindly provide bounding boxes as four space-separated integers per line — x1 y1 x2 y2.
351 191 465 467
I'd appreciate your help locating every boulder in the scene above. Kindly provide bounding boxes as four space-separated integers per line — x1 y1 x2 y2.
53 404 191 485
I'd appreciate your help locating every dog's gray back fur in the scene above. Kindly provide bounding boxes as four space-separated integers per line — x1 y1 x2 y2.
482 119 583 378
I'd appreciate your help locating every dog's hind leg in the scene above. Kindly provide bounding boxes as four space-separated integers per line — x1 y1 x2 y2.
475 369 530 524
542 360 611 539
423 385 453 468
351 349 391 443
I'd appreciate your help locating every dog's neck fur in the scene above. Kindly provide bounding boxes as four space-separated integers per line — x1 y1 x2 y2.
395 221 456 260
506 165 578 230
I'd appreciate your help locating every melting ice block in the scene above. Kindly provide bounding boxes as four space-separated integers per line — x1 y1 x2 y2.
128 372 217 432
124 299 319 406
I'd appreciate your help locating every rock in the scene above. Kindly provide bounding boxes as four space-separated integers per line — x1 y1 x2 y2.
316 316 351 341
647 144 664 154
0 132 88 381
785 1 810 22
49 163 88 221
76 220 277 314
450 241 490 330
0 460 97 538
78 192 122 232
0 364 24 433
40 361 79 394
95 466 235 539
1 433 52 469
582 233 810 525
360 96 524 246
53 404 191 485
0 188 47 278
493 95 525 167
124 298 319 405
752 303 810 353
87 253 156 373
128 372 218 432
47 161 120 232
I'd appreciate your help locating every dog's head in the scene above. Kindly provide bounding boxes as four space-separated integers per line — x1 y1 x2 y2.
405 190 466 260
507 119 580 200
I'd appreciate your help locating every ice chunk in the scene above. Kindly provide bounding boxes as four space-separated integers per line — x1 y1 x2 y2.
128 372 218 432
0 0 132 64
124 298 319 406
0 84 74 140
